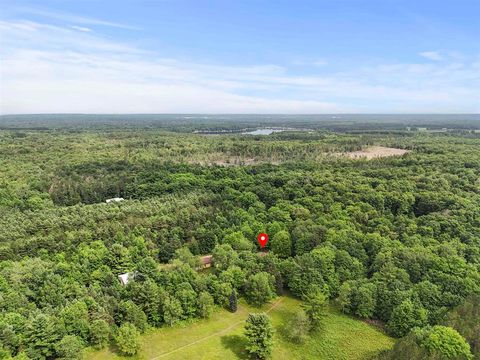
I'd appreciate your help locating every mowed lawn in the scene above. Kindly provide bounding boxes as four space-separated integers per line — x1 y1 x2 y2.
87 295 394 360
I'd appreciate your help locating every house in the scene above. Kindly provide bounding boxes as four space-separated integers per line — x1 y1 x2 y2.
118 271 137 286
106 197 124 204
200 255 212 268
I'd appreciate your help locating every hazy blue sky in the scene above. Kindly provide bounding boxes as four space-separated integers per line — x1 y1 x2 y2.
1 0 479 114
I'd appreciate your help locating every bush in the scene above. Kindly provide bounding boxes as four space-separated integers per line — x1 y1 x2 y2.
285 310 310 343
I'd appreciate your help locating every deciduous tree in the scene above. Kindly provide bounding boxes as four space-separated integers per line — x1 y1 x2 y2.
244 313 274 359
115 323 141 356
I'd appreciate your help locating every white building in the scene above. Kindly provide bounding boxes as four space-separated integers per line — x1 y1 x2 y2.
118 271 137 286
106 197 124 204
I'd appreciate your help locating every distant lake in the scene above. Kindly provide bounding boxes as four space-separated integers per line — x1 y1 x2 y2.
242 128 285 135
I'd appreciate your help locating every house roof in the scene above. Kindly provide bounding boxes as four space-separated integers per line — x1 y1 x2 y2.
106 197 124 203
118 271 137 285
201 255 212 265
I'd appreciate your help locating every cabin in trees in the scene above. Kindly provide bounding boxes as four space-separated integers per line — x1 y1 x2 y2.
200 255 212 268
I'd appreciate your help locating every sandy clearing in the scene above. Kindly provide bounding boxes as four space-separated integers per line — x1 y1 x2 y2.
341 146 410 160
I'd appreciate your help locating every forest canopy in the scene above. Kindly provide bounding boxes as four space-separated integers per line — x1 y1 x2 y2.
0 117 479 359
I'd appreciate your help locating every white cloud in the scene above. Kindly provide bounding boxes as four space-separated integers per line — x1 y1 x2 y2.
14 7 139 30
312 59 328 67
0 19 479 114
71 25 92 33
419 51 443 61
291 59 328 67
0 20 143 54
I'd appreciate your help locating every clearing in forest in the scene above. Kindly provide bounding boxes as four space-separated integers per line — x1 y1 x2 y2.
187 146 410 166
341 146 410 160
87 295 394 360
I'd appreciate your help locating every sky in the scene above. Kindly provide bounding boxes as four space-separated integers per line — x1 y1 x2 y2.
0 0 479 114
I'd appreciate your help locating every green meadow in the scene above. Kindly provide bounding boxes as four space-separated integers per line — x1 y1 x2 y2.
88 295 394 360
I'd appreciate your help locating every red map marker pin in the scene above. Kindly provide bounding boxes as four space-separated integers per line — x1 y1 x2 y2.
257 233 269 248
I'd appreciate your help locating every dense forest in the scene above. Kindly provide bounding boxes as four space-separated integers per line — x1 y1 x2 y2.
0 117 479 359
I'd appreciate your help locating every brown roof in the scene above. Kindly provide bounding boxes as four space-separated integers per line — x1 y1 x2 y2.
201 255 212 264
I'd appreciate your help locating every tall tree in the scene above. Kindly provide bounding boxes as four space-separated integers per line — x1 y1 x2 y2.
89 319 110 350
301 287 327 331
162 296 184 326
270 230 292 258
229 290 238 313
55 335 84 360
60 301 90 341
197 291 214 319
388 299 428 337
245 272 276 306
444 295 480 358
420 326 473 360
244 313 274 360
115 323 141 356
25 313 61 360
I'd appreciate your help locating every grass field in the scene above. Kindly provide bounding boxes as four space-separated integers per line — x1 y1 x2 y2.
87 296 394 360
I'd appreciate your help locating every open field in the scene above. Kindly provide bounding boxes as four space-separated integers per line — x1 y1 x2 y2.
87 296 394 360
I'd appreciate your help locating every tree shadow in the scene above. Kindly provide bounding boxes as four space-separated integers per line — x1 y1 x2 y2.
220 334 250 360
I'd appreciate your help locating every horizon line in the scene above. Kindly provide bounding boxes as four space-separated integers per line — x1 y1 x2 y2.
2 113 479 116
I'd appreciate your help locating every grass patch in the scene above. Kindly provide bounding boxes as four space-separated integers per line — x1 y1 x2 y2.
86 296 394 360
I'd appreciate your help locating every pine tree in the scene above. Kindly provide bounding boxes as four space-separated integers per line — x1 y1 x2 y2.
229 290 238 313
302 287 327 331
